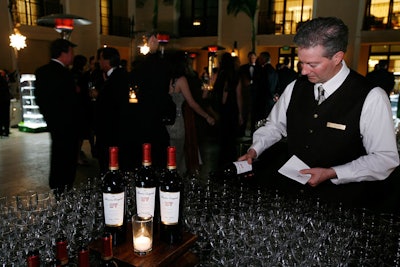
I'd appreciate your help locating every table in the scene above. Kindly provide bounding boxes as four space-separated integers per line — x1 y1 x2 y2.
89 223 198 267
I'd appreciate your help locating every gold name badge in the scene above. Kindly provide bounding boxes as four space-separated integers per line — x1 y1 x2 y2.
326 122 346 130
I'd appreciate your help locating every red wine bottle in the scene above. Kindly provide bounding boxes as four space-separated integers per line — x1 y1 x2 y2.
102 147 126 246
210 160 255 184
26 249 40 267
159 146 183 244
100 232 118 267
135 143 157 217
135 143 160 233
77 245 90 267
223 160 254 179
55 234 69 266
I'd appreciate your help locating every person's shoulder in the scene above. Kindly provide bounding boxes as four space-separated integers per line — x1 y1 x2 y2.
239 64 248 70
367 86 389 102
35 62 52 75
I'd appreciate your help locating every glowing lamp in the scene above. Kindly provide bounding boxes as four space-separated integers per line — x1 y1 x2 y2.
140 44 150 55
157 34 170 44
55 18 74 31
188 53 198 59
9 30 27 50
208 46 218 53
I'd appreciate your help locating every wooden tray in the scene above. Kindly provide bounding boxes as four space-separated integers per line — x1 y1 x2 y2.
89 224 198 267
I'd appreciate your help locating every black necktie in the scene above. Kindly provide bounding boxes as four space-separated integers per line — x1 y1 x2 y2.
318 85 325 105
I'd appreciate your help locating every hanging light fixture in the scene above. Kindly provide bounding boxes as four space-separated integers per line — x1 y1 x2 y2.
9 28 27 50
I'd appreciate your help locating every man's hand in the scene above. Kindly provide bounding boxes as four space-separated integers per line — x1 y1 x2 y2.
238 148 257 164
299 167 337 187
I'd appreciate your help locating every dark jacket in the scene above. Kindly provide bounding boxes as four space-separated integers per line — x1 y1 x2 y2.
128 52 172 168
95 67 129 147
35 60 80 134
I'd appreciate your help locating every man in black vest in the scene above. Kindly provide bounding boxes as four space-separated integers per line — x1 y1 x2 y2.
239 17 400 213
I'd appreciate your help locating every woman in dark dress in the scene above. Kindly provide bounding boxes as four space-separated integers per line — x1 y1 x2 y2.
211 53 243 166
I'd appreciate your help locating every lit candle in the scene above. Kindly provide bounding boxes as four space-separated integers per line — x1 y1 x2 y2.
134 235 152 252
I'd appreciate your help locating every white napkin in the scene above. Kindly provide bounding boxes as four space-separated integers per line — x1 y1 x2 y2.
278 155 311 184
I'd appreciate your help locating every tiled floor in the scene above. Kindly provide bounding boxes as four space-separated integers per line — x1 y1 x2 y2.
0 128 99 197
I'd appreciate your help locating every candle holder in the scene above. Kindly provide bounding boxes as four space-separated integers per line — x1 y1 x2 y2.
132 214 153 256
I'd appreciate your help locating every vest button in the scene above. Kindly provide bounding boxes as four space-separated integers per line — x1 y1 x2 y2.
309 129 313 134
313 114 318 118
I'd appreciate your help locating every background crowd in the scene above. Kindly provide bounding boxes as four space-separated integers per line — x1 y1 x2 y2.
1 18 397 202
30 33 304 194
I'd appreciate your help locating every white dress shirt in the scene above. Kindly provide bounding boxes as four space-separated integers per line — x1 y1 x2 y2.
251 61 400 184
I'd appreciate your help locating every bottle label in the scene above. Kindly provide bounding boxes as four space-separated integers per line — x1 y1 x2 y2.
159 191 180 225
233 160 252 175
103 192 125 226
136 187 156 217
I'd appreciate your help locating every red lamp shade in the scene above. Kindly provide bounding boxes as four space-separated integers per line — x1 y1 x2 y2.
208 46 218 53
55 18 74 30
188 53 198 59
157 33 170 44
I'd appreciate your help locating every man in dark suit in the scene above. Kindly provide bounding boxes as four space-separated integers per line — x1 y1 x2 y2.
366 60 395 97
254 51 278 124
239 51 257 135
94 47 130 173
276 57 298 96
128 32 173 169
35 39 80 194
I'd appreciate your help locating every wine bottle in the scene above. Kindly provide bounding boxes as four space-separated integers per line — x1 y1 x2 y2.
210 160 254 179
77 245 90 267
135 143 158 228
100 232 118 267
159 146 183 244
26 249 40 267
223 160 254 179
55 234 69 266
102 147 126 246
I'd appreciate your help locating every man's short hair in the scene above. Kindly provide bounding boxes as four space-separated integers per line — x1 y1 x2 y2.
101 47 121 68
294 17 348 58
248 51 256 57
50 38 77 59
259 51 271 62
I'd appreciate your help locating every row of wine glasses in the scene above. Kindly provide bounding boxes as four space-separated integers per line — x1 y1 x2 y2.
0 177 106 266
183 174 400 266
1 171 400 266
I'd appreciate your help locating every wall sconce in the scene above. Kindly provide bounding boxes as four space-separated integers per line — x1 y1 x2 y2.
140 45 150 55
193 19 202 26
9 28 27 51
231 41 238 57
138 35 150 55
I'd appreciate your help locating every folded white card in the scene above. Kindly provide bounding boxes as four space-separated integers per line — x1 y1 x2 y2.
278 155 311 184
